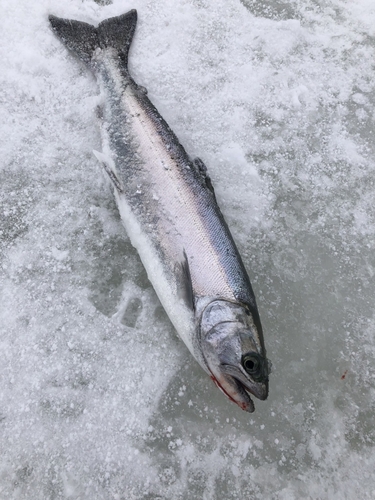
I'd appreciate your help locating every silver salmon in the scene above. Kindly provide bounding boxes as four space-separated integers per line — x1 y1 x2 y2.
49 10 269 412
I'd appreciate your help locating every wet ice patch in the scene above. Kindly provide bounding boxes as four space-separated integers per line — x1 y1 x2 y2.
112 282 158 329
51 247 69 261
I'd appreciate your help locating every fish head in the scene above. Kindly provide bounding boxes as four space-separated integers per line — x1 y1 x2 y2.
199 300 269 413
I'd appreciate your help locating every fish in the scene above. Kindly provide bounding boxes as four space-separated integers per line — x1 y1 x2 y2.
49 9 269 413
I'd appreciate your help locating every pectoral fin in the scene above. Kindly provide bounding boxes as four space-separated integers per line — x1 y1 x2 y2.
175 250 195 312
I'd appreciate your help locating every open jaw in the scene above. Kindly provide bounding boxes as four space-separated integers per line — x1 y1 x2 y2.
211 375 254 412
209 363 269 413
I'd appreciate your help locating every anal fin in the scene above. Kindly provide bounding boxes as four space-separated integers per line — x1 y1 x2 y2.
93 150 124 193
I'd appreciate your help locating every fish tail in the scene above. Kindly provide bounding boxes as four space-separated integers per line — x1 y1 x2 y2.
49 10 137 66
97 10 137 65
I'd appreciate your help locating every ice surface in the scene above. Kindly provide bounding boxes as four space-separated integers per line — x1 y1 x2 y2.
1 0 375 498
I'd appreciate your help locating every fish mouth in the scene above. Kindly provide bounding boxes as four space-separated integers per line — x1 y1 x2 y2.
226 365 268 401
222 364 268 399
210 366 268 413
211 374 255 413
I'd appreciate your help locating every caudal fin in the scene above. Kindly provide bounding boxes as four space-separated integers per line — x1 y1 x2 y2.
49 10 137 66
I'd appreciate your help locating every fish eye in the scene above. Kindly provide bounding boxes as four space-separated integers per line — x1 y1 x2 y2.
242 352 261 376
244 357 258 372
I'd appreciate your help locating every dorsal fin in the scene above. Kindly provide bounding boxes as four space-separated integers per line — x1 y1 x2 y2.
193 157 217 200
